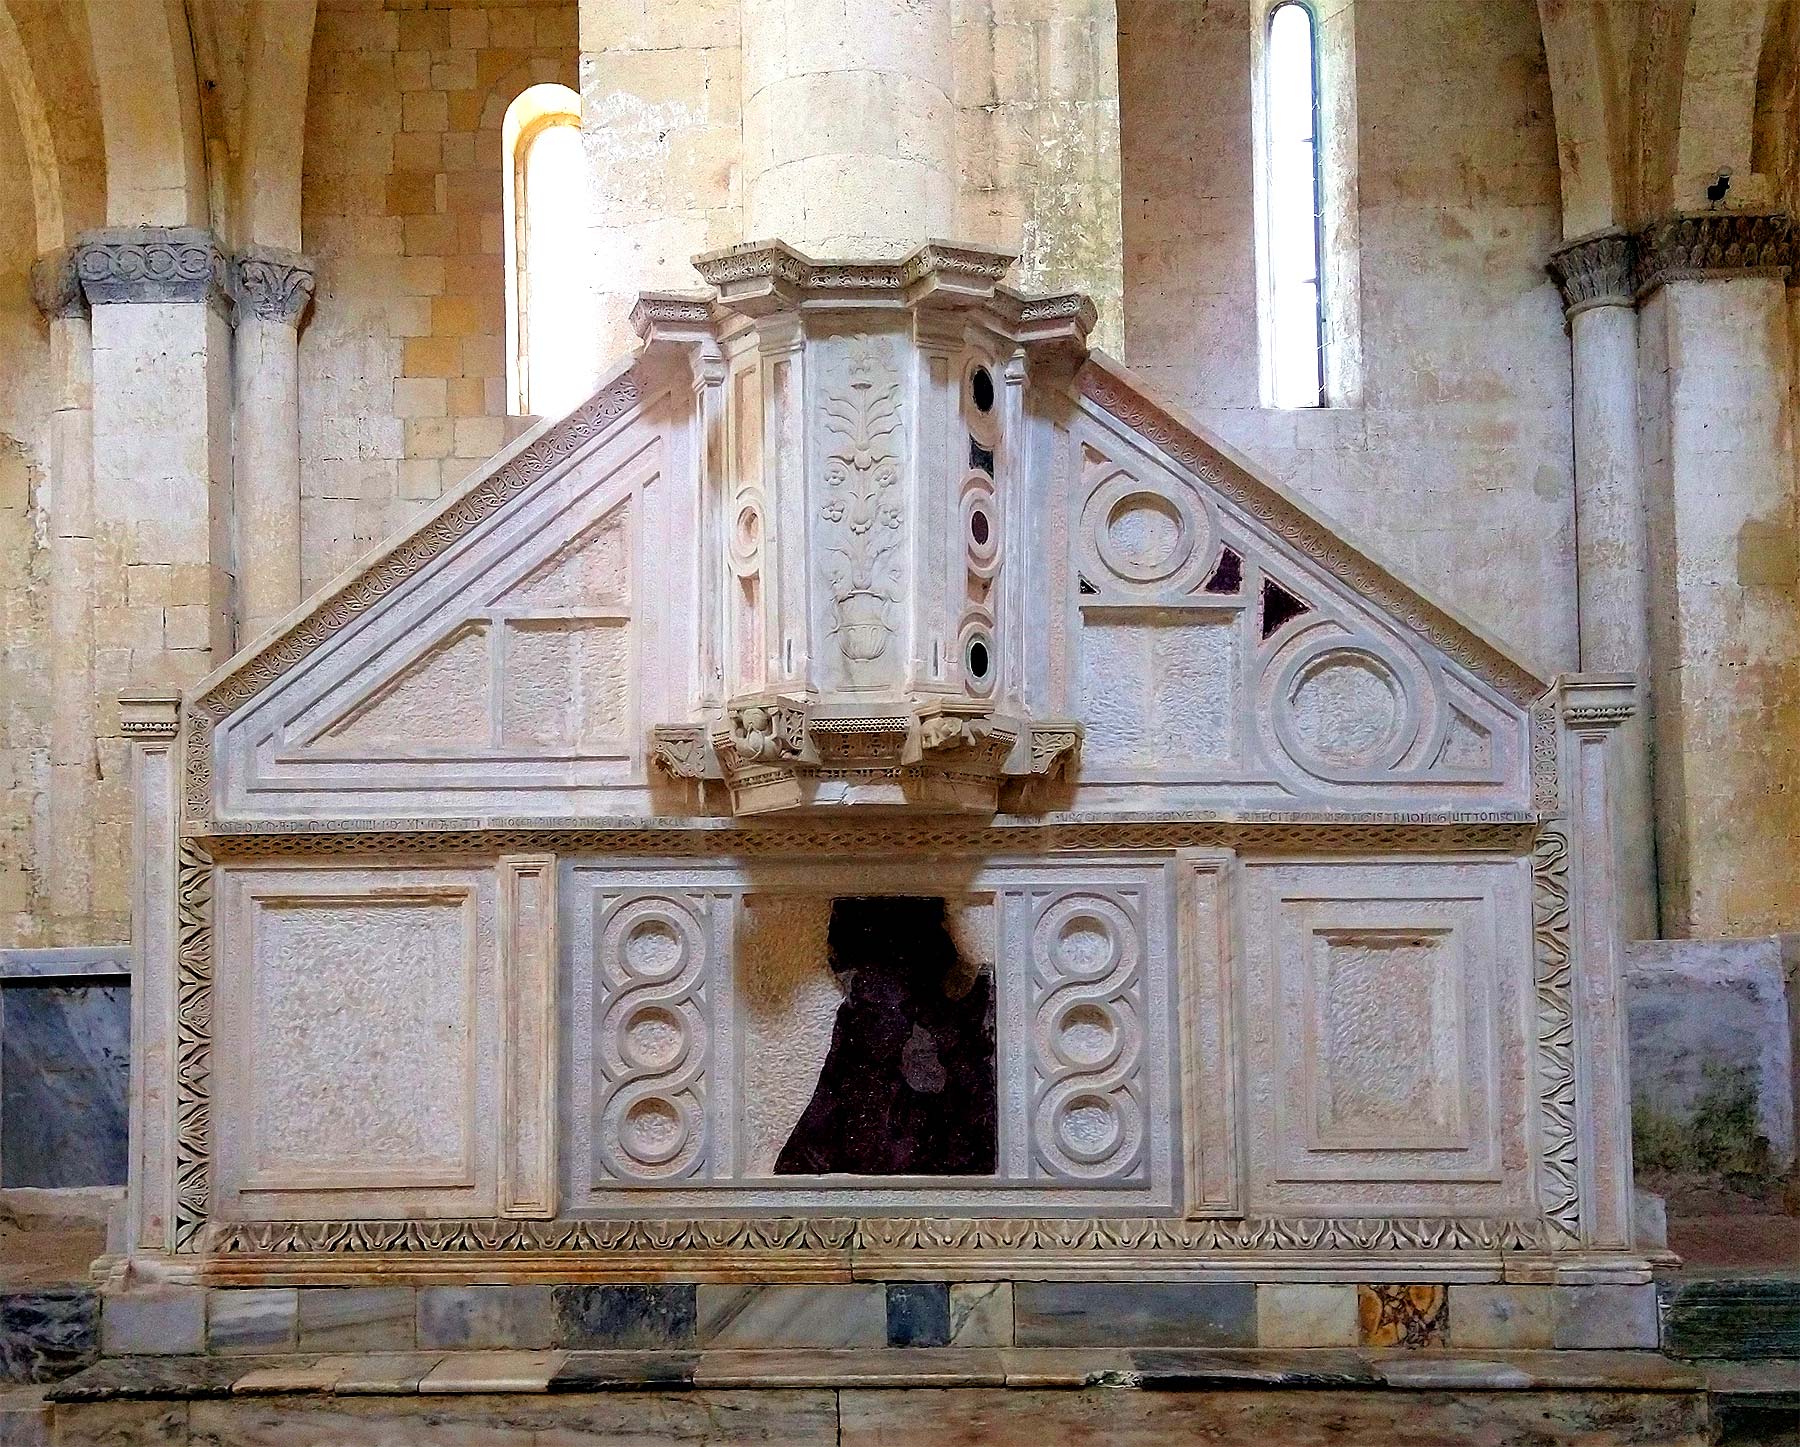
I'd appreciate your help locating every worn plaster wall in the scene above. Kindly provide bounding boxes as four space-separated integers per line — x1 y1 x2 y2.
1117 0 1576 672
0 83 52 947
300 0 577 591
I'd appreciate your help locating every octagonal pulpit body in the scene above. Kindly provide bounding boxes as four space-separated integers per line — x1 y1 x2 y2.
639 241 1086 815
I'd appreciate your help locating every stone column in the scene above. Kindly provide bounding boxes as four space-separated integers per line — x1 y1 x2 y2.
739 0 956 255
29 253 98 942
1634 213 1800 938
1548 231 1656 941
229 247 315 643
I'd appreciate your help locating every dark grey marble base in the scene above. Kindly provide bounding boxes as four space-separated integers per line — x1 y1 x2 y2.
0 961 129 1190
0 1290 98 1384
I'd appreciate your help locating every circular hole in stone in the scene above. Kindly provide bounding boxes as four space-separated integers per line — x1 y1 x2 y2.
623 1005 685 1071
970 507 990 548
733 503 761 555
1058 1093 1121 1161
966 636 990 681
623 1096 685 1164
970 366 996 413
1055 912 1118 976
1056 1002 1118 1067
622 916 686 979
1104 493 1184 574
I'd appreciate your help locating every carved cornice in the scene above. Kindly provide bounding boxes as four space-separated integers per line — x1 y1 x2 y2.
72 226 228 309
1634 211 1796 297
30 249 86 320
231 246 315 326
693 239 1017 301
1546 230 1635 317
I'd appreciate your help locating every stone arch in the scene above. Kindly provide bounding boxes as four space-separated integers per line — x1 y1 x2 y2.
0 0 104 249
85 0 207 226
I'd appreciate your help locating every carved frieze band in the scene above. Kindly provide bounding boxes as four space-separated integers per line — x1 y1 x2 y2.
70 227 228 309
173 839 214 1253
231 247 316 325
210 1212 1549 1258
1549 213 1798 315
1531 823 1579 1243
182 369 648 827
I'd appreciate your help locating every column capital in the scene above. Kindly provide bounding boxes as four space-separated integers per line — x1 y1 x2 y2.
1633 210 1796 298
118 689 183 740
1547 230 1635 318
72 226 228 310
30 248 87 320
230 245 316 326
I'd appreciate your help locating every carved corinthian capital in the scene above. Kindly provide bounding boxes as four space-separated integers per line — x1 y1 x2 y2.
231 246 317 325
1546 230 1635 318
1634 211 1797 296
72 227 228 309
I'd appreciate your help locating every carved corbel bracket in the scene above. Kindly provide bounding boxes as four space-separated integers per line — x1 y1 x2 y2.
649 725 717 780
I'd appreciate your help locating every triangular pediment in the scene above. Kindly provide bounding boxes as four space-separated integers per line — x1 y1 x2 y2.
184 362 679 828
1060 355 1544 814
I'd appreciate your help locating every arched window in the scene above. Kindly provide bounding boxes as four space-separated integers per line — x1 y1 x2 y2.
1263 0 1326 408
504 83 594 417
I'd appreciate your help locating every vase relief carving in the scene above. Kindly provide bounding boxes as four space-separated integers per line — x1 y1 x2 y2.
820 342 904 687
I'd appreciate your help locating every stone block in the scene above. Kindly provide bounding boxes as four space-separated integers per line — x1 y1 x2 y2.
886 1283 950 1347
0 1290 98 1384
948 1283 1012 1346
0 982 128 1189
696 1285 887 1348
553 1285 696 1349
101 1287 204 1357
206 1289 297 1356
1256 1284 1359 1347
1357 1285 1448 1349
1448 1285 1553 1350
1661 1279 1800 1359
1552 1284 1659 1350
295 1288 416 1353
417 1285 555 1350
1625 937 1797 1195
1012 1283 1255 1348
417 1350 562 1393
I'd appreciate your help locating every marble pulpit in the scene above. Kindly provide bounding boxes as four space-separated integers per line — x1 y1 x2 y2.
120 240 1650 1297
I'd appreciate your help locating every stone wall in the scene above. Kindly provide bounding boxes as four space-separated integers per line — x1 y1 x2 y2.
0 81 54 948
1117 0 1577 672
299 0 577 592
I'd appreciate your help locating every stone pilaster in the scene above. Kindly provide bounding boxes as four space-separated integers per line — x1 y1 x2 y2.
30 252 100 941
1547 230 1654 940
1631 211 1800 937
74 227 235 932
230 246 315 643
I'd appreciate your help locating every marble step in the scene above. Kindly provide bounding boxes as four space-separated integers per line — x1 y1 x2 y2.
42 1351 1723 1447
1663 1277 1800 1359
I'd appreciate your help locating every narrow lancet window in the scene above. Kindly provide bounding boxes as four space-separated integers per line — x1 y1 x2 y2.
1265 0 1326 408
504 83 594 418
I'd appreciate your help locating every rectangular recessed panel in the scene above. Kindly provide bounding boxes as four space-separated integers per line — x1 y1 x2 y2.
247 893 475 1189
1077 616 1236 772
500 619 631 752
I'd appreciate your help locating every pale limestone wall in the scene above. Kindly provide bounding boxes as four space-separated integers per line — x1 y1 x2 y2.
0 84 51 947
952 0 1124 352
299 0 577 591
1117 0 1576 673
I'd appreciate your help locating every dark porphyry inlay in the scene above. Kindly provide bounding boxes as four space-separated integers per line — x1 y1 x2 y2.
0 1288 99 1384
553 1285 697 1350
886 1283 951 1347
776 896 996 1177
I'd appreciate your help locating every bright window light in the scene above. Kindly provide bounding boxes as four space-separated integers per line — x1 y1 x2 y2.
520 119 591 417
1266 0 1326 408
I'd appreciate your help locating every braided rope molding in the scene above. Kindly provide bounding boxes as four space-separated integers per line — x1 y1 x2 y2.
181 370 647 828
194 819 1536 861
174 839 214 1253
1532 822 1580 1242
1076 364 1546 709
209 1212 1549 1258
